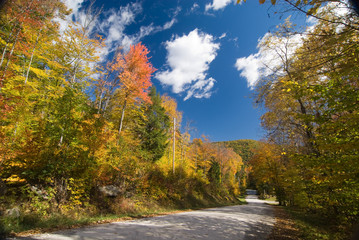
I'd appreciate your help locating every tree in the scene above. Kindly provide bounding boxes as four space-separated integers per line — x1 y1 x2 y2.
160 94 184 167
0 0 104 205
238 0 358 16
252 5 359 223
110 43 155 135
249 142 289 204
137 87 170 162
207 160 221 186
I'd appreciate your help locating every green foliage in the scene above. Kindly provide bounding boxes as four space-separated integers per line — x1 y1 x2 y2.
217 139 260 164
207 160 221 186
137 87 170 162
286 207 353 240
0 2 246 237
249 4 359 230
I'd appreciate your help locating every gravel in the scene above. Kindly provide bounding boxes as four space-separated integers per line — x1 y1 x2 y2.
11 195 275 240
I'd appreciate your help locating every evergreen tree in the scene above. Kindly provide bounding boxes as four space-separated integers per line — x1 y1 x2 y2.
138 87 170 162
207 160 221 187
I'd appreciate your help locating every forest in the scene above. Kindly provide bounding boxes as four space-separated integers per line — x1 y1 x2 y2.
244 0 359 235
0 0 358 238
0 0 246 235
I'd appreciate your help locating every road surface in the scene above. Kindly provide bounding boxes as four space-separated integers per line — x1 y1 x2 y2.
12 195 276 240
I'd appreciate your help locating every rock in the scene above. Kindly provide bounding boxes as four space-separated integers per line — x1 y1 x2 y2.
5 207 20 218
30 185 49 199
99 185 121 197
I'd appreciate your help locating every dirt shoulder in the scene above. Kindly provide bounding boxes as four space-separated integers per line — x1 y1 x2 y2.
268 205 301 240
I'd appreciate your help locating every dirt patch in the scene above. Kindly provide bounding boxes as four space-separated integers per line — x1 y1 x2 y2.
268 206 301 240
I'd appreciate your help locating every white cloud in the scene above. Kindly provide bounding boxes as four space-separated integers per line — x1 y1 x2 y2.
56 0 92 33
156 29 220 100
235 53 261 88
235 32 303 88
219 33 227 39
205 0 235 11
163 6 180 30
163 18 177 30
63 0 84 16
98 3 142 55
185 77 216 100
97 3 179 56
190 3 200 12
234 2 350 89
57 1 180 61
235 3 349 89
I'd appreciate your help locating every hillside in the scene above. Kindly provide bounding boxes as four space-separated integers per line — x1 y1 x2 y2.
215 139 260 164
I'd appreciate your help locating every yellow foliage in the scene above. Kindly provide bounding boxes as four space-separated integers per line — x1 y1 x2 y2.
5 174 26 183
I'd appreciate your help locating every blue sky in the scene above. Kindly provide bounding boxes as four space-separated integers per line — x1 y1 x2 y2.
62 0 311 142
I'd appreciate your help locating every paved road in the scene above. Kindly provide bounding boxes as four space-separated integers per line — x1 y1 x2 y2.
13 195 275 240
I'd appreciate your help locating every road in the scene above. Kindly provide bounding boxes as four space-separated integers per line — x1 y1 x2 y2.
13 195 276 240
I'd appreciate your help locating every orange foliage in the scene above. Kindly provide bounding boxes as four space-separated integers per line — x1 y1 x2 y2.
112 43 156 104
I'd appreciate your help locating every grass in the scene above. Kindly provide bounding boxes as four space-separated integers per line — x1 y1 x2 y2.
284 207 354 240
237 196 247 204
1 213 117 237
264 196 277 202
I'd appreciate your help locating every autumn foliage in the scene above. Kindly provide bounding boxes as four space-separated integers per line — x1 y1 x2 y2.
247 2 359 231
0 1 244 233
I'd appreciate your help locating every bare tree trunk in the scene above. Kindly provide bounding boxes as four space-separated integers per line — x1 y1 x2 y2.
195 154 198 172
103 96 110 113
2 29 20 79
25 33 40 84
0 42 9 68
55 177 68 207
70 63 79 86
59 128 64 146
97 89 104 114
118 99 127 135
13 122 18 136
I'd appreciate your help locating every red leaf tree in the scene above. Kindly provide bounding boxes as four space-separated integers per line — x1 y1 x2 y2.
110 43 156 134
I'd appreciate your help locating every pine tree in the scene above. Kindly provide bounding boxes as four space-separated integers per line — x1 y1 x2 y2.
137 87 170 162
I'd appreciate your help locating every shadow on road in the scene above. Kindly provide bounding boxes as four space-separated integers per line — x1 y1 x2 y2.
10 195 275 240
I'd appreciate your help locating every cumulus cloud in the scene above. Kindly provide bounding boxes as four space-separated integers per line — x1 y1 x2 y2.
235 53 261 88
97 3 142 56
234 2 351 89
55 0 85 32
97 3 180 56
58 1 179 60
235 32 303 88
156 29 220 100
205 0 236 11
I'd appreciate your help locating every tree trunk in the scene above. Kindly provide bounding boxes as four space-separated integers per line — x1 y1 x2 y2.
97 89 104 114
54 177 68 207
297 98 319 155
59 128 64 146
13 122 18 136
25 34 40 84
2 28 20 79
118 99 127 135
0 42 9 68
